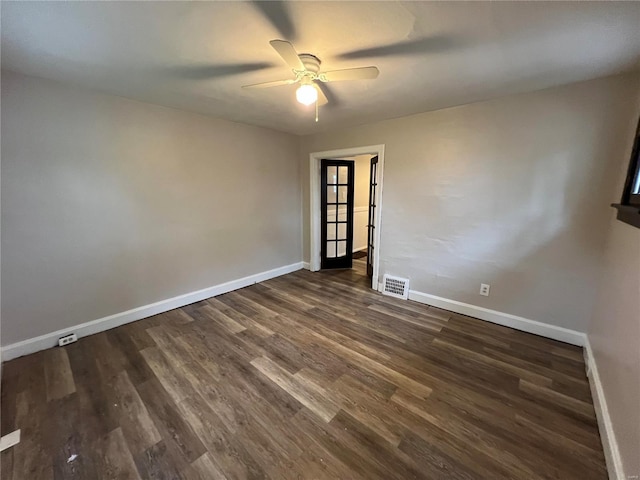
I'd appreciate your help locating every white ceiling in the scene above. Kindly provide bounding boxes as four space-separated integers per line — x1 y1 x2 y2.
2 1 640 135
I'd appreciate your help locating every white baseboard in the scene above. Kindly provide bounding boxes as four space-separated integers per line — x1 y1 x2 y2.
583 338 625 480
1 262 304 362
407 290 586 346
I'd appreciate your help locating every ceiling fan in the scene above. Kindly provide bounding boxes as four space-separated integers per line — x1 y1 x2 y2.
242 40 379 112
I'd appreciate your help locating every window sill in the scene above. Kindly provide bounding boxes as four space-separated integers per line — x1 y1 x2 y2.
611 203 640 229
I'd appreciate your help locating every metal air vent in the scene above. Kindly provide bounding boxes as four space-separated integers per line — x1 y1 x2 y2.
382 274 409 300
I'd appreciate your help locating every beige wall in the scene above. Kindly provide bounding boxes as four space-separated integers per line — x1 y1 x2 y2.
353 154 371 209
588 96 640 477
1 71 302 346
353 154 372 251
341 154 372 252
300 74 640 331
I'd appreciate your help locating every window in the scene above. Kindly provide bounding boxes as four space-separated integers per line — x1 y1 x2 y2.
612 116 640 228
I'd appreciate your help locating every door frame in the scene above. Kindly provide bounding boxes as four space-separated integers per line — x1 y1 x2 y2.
309 144 385 290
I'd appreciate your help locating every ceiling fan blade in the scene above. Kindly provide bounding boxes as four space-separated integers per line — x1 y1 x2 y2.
338 36 459 59
315 84 328 106
314 80 342 108
319 66 379 82
242 78 298 89
270 39 304 71
252 1 296 41
170 62 275 79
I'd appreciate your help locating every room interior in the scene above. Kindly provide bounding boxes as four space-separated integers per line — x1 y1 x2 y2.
1 2 639 479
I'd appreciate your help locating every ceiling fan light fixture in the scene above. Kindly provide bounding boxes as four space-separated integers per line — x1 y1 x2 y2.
296 83 317 105
243 40 379 111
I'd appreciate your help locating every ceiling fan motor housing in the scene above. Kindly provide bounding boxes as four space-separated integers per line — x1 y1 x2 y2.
298 53 321 74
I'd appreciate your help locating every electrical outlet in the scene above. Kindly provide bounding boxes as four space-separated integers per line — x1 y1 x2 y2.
58 333 78 347
479 283 490 296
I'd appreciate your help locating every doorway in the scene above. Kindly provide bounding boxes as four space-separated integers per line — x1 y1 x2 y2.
309 145 385 290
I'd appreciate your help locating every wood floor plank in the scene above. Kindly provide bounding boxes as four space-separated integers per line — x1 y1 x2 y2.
89 333 131 381
513 413 607 476
234 420 306 480
139 346 197 404
11 436 53 480
551 345 585 362
107 328 156 386
94 428 142 480
1 450 14 480
432 337 554 387
145 324 194 368
176 393 267 480
110 371 162 455
329 409 425 480
44 348 76 401
192 382 250 434
45 394 100 480
200 304 247 334
11 362 53 480
518 379 596 420
133 441 183 480
187 452 228 480
249 330 347 380
331 374 405 447
206 297 275 337
250 356 340 423
291 408 417 480
390 390 545 479
1 264 606 480
398 430 479 480
367 303 444 332
305 329 434 399
135 378 207 465
65 341 120 439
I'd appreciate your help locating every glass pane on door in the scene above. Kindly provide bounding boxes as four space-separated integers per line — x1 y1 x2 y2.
327 241 336 258
327 186 337 204
337 222 347 240
337 240 347 257
337 186 348 203
327 223 336 240
338 166 348 184
327 166 337 184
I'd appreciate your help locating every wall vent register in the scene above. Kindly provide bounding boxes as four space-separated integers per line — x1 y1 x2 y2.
382 274 410 300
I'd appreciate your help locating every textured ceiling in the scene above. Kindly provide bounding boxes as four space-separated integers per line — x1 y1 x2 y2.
2 1 640 135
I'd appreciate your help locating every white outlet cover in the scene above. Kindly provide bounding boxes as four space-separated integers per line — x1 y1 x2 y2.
58 333 78 347
480 283 490 296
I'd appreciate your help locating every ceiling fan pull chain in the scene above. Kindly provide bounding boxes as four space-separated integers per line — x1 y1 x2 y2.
315 101 319 122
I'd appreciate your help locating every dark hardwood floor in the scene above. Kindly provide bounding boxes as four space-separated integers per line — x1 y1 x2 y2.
1 263 606 479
